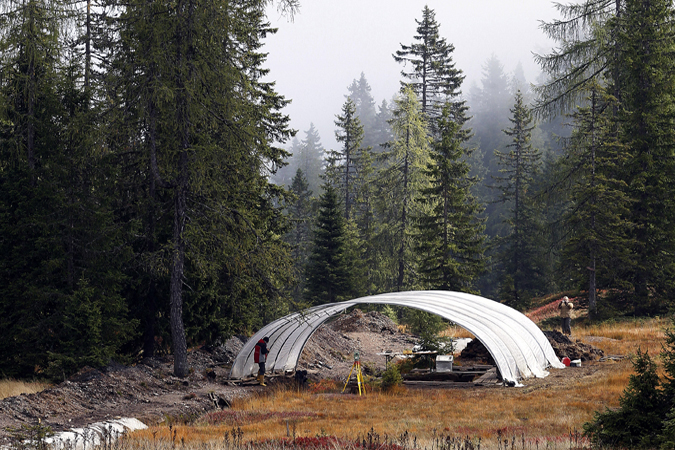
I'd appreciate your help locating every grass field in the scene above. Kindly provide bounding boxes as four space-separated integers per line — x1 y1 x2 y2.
0 379 50 401
126 316 671 450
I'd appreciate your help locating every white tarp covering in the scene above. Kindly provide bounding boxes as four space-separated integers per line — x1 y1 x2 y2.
229 291 564 385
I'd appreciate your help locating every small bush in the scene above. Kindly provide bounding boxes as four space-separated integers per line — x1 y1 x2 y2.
380 364 402 391
584 348 666 448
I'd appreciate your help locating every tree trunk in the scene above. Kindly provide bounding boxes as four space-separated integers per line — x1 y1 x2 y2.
170 151 189 377
589 88 597 318
169 0 195 377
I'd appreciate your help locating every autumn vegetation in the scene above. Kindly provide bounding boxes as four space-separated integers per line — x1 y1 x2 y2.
116 316 666 450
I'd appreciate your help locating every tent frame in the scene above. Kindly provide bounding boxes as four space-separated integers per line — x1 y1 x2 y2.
229 291 564 385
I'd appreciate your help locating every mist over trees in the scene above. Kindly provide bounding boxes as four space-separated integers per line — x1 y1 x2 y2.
2 0 675 379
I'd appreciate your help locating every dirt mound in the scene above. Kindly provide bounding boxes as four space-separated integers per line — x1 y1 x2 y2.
298 309 417 380
458 331 605 366
297 323 356 371
458 339 495 366
543 330 605 361
329 309 398 334
0 338 250 444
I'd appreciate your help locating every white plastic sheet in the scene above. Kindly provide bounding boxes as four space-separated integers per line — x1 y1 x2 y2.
229 291 564 385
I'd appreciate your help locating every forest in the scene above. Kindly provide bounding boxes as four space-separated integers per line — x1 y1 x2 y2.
1 0 675 380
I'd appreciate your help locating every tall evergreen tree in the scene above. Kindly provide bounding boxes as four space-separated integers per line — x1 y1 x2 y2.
557 82 633 316
375 86 431 291
304 185 356 305
469 55 512 176
325 99 365 221
285 169 313 305
415 105 486 292
112 0 295 376
297 124 325 196
493 92 546 307
0 0 136 377
611 0 675 313
346 72 377 150
393 5 465 129
373 99 393 153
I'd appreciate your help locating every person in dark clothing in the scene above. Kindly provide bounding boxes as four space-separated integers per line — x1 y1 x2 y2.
254 337 269 386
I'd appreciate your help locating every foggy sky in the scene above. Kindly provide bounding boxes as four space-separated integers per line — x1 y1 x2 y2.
263 0 559 151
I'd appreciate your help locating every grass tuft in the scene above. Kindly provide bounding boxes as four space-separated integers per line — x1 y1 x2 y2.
0 379 50 400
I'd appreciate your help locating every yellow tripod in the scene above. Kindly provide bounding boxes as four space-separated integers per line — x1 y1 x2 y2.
342 352 365 395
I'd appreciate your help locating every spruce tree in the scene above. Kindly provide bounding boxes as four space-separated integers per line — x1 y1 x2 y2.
393 5 465 129
468 55 513 244
584 349 666 448
296 124 326 197
346 73 378 150
415 105 486 292
558 82 633 316
493 92 545 307
286 169 314 305
111 0 295 375
304 185 356 305
373 99 393 153
325 99 365 221
611 0 675 313
0 0 136 377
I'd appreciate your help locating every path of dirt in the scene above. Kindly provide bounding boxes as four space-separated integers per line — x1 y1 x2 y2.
0 309 608 445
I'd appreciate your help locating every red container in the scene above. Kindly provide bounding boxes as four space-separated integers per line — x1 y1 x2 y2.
562 357 571 367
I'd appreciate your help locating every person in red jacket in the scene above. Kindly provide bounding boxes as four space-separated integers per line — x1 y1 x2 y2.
254 337 270 386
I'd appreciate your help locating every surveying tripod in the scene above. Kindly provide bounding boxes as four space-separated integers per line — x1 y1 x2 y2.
342 351 365 395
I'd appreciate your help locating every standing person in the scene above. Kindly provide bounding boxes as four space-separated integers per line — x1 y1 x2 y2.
558 296 574 336
254 336 270 386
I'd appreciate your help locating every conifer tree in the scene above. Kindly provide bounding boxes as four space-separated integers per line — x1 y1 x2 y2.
112 0 295 375
393 5 465 129
584 349 666 448
468 55 513 246
296 124 326 196
611 0 675 313
415 105 486 292
0 0 136 377
346 73 377 150
286 169 314 304
304 185 357 305
325 99 365 221
493 92 545 307
376 86 431 291
558 82 633 316
373 99 393 153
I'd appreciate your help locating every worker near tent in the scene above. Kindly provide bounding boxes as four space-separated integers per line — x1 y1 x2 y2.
254 336 270 386
558 296 574 336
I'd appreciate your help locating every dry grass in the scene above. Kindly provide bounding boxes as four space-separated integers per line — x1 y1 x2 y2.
439 325 474 340
574 317 668 356
0 379 50 400
127 317 672 449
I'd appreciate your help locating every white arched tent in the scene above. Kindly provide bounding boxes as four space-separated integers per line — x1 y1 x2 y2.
229 291 564 385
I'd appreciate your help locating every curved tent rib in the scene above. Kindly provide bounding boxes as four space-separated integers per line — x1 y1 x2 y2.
229 291 563 385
